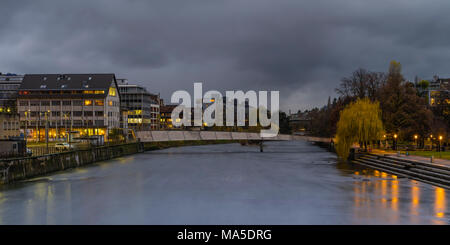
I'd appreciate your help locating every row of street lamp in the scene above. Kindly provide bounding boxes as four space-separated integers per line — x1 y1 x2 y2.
383 134 445 151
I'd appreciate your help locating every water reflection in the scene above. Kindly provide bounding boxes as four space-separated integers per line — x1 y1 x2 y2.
434 188 446 224
350 167 448 224
0 141 448 224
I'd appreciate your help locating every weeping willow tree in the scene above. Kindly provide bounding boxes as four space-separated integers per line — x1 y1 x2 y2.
335 98 384 160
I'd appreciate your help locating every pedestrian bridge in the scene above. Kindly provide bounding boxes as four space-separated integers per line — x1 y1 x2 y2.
136 131 332 143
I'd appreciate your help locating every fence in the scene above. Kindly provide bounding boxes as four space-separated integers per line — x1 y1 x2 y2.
2 140 140 159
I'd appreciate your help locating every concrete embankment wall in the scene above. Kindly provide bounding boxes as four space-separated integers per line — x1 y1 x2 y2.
0 143 143 185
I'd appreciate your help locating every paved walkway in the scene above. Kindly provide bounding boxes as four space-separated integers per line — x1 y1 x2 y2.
371 149 450 168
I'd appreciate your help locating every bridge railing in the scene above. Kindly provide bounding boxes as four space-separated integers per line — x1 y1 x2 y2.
136 130 332 143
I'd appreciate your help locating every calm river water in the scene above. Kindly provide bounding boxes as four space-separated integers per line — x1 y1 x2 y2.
0 141 448 224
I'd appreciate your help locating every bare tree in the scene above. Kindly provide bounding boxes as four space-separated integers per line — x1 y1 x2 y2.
335 68 386 101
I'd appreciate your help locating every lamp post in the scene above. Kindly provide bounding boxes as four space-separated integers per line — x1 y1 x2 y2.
394 134 398 151
24 111 28 141
414 135 418 148
439 136 443 154
430 134 433 151
383 134 387 149
45 110 49 154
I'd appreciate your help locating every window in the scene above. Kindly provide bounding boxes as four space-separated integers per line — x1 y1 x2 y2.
51 111 60 116
62 101 71 106
94 90 105 94
95 100 104 106
41 101 50 106
73 111 82 117
52 101 61 106
109 87 117 96
95 111 104 116
30 101 39 106
19 101 29 106
108 100 113 106
84 100 92 106
40 84 47 88
84 111 93 116
83 90 94 94
73 100 82 106
61 84 67 88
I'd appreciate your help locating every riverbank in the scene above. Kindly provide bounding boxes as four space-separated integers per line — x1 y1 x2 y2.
0 143 143 185
384 150 450 161
0 140 252 185
353 151 450 190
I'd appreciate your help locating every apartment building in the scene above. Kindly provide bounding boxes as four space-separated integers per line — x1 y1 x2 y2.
416 77 450 106
117 79 160 131
16 74 121 141
160 104 177 129
0 73 23 113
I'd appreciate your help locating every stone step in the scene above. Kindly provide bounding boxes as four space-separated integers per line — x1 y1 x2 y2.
354 158 450 188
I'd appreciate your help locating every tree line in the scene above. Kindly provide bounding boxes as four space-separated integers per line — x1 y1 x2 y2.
306 61 449 146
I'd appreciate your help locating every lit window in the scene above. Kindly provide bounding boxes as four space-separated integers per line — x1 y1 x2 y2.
40 85 47 88
95 100 104 106
83 90 94 94
94 90 105 94
109 87 116 96
108 101 113 106
84 100 92 106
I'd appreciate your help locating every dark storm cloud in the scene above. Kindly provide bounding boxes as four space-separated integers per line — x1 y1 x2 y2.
1 0 450 111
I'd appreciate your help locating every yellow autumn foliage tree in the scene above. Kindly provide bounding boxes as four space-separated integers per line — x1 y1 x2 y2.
335 98 384 160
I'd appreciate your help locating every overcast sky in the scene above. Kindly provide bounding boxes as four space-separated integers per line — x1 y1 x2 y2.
1 0 450 112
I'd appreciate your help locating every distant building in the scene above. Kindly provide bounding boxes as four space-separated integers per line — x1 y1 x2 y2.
288 111 311 135
0 73 24 113
160 105 177 129
416 76 450 106
0 112 20 140
17 74 121 141
117 79 160 131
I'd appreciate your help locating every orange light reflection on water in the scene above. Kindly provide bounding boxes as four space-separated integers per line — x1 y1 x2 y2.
353 170 448 224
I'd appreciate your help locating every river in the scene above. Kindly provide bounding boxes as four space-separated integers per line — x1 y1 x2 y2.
0 141 448 224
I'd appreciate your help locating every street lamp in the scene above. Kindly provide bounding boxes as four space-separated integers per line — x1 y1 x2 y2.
430 134 434 150
439 136 443 153
24 111 28 141
45 110 50 153
414 135 418 148
394 134 398 150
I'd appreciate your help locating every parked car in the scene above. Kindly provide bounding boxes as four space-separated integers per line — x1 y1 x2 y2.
55 143 72 150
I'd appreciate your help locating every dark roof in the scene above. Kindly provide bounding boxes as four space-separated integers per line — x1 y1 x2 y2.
160 105 177 113
19 74 116 91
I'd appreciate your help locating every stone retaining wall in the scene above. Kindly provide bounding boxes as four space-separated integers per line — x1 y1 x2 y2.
0 143 143 185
